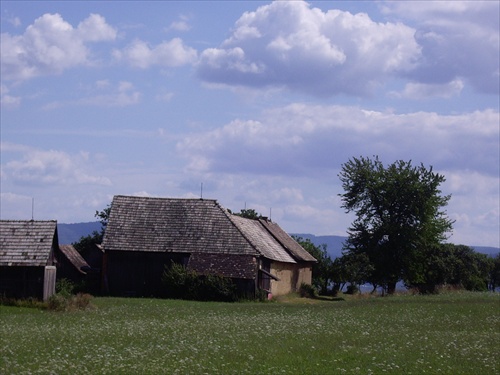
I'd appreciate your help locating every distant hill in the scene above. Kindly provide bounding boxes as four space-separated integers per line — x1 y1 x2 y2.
58 222 102 244
291 233 346 259
473 246 500 256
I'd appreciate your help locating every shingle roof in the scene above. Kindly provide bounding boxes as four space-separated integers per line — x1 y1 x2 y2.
188 253 257 279
0 220 57 266
103 196 258 256
59 244 90 274
230 215 296 263
258 219 317 262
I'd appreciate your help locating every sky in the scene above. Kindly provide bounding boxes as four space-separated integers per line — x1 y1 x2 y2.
1 1 499 247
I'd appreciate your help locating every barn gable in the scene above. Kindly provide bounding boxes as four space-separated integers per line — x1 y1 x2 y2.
0 220 58 300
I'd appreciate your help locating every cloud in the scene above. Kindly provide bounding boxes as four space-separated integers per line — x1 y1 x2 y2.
0 84 21 109
391 79 464 100
196 0 499 97
155 92 174 102
113 38 197 68
1 143 112 186
166 15 192 32
8 16 21 27
177 103 498 245
1 13 116 81
443 170 500 246
43 80 141 109
77 80 141 107
178 104 499 178
196 1 420 96
382 1 500 94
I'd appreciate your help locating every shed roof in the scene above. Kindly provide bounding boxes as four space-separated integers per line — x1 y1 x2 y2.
258 219 317 262
230 215 296 263
58 244 90 274
0 220 58 267
103 196 258 256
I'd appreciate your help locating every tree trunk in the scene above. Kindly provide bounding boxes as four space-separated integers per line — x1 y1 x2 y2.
387 281 396 295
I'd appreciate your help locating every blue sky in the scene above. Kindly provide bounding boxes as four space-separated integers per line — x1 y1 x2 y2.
1 1 499 247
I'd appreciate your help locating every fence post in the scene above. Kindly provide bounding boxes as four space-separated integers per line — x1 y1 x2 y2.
43 266 57 301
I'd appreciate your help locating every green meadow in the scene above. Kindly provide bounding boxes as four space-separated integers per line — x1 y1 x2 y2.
1 292 499 374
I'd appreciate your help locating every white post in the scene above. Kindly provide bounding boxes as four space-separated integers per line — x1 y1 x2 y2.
43 266 57 301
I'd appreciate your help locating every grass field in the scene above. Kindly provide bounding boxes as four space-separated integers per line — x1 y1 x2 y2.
1 292 499 374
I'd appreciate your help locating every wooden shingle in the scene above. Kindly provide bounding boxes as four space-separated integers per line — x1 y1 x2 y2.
58 244 90 274
0 220 58 267
103 196 259 256
230 215 296 263
258 219 317 262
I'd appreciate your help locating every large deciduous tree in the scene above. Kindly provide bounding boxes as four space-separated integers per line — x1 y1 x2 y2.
338 156 454 294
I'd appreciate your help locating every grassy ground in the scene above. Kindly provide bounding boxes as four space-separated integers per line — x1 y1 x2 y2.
1 292 499 374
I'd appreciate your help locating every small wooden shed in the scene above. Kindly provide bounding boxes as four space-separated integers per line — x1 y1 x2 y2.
56 244 90 283
230 215 316 296
102 195 316 298
0 220 58 301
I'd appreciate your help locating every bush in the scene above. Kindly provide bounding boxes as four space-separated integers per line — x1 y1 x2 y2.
47 294 68 311
299 283 317 298
0 296 46 309
345 284 359 295
255 289 270 302
56 278 76 297
47 293 94 312
162 262 238 302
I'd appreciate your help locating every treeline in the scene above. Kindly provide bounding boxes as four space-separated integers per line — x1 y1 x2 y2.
297 237 500 295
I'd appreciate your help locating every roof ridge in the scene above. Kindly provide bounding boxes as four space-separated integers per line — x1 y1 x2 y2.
0 219 57 223
114 194 217 202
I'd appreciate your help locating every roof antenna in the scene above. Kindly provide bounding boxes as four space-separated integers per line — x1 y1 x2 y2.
200 182 203 199
31 197 34 220
269 207 272 221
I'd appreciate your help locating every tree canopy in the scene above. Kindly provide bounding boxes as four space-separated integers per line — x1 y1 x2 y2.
338 156 454 294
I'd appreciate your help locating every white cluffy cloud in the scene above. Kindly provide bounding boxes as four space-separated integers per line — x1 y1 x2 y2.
113 38 197 69
43 80 141 109
178 104 499 178
196 0 499 97
0 84 21 109
393 79 465 100
197 1 420 96
2 143 111 186
381 1 500 94
1 13 117 81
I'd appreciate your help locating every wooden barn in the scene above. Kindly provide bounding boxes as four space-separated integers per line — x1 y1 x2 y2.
102 195 316 298
0 220 58 300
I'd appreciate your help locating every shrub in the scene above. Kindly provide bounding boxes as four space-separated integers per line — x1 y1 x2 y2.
299 283 317 298
72 293 94 310
162 262 238 302
47 294 68 311
345 284 359 295
255 289 270 302
0 296 46 309
56 278 76 297
47 293 94 312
